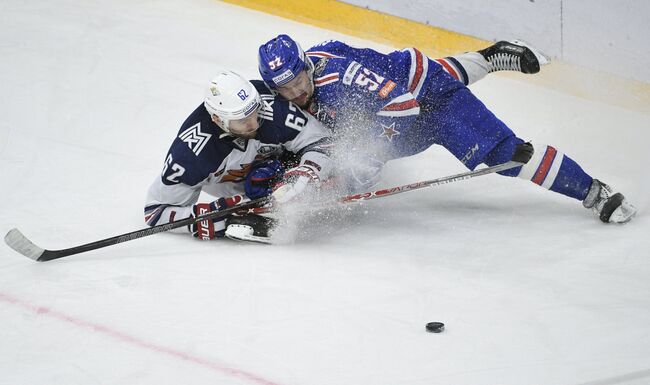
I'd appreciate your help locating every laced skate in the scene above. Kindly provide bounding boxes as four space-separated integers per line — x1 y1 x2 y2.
479 40 550 74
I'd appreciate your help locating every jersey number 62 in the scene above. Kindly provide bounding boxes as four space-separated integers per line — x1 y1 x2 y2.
162 154 186 184
285 102 307 131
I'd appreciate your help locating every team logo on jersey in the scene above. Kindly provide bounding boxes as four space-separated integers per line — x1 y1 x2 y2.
214 156 266 183
258 145 281 156
308 101 336 129
313 57 329 76
379 122 400 142
231 137 248 152
179 123 212 156
220 163 252 183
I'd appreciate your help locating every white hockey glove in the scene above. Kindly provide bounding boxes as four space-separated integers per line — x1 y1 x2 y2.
272 164 320 204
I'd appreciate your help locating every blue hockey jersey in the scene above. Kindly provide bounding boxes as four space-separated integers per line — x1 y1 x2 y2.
305 40 517 171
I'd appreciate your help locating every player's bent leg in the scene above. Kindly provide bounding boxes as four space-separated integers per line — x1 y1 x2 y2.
484 138 636 223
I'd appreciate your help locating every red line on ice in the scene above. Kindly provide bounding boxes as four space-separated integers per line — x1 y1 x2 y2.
0 292 285 385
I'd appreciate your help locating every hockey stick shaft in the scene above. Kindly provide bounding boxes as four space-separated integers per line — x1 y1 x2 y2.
336 160 523 204
4 196 272 262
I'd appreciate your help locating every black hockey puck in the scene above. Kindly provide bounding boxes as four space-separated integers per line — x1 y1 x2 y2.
425 322 445 333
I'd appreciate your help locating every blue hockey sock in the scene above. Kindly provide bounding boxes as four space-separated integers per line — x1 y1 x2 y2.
518 144 593 200
485 138 593 201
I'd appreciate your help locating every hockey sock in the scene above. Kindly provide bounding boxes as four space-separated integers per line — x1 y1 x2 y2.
435 52 488 86
485 137 593 201
518 143 593 201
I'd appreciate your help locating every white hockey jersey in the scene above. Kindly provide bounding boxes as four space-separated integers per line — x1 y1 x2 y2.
144 80 333 230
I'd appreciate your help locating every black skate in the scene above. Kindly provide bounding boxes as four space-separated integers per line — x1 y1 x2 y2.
478 40 550 74
582 179 636 223
225 214 277 244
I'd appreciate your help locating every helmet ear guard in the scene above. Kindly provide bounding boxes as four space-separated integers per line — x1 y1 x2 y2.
203 70 261 133
258 34 314 89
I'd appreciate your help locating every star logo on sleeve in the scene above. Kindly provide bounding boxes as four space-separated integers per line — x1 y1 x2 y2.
379 122 400 142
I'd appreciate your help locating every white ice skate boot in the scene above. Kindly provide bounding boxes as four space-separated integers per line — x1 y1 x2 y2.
225 214 277 244
478 40 550 74
582 179 637 223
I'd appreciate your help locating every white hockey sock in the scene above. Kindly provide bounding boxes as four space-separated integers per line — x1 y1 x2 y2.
436 52 489 86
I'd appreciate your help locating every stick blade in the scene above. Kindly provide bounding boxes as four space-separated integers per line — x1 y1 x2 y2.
4 228 45 261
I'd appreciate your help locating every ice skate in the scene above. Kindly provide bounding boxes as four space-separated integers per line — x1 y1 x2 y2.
225 214 277 244
582 179 636 223
478 40 550 74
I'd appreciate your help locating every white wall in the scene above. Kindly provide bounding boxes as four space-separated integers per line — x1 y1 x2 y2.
342 0 650 83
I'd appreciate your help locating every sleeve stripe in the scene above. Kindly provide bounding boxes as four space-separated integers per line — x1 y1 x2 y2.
381 99 419 112
404 48 429 99
144 206 166 226
144 204 163 212
306 51 345 59
377 107 420 117
315 73 339 86
378 93 421 117
435 58 460 81
445 57 469 85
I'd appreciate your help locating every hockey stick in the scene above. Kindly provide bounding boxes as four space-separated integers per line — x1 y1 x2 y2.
240 160 524 213
4 160 522 261
4 196 273 262
336 160 523 204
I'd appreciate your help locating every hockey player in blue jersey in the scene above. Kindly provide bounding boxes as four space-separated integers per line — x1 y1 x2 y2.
257 35 636 224
144 69 335 243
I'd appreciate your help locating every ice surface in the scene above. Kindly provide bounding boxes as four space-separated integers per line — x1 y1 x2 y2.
1 1 649 384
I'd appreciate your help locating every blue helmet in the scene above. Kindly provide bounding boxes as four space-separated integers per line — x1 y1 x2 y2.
258 34 313 88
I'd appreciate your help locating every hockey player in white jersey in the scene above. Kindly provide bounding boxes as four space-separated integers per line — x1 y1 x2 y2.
144 69 334 243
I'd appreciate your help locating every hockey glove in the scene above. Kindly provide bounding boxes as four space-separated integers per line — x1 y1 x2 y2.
512 142 534 164
244 159 284 200
272 164 320 204
190 195 243 240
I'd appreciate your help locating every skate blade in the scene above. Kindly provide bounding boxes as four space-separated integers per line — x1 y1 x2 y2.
225 225 274 244
609 201 637 224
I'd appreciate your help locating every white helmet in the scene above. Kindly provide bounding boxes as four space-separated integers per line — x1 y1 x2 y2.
204 70 261 132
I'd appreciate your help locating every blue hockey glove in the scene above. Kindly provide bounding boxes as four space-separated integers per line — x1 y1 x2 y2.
190 195 243 240
244 159 284 200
